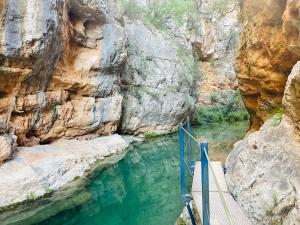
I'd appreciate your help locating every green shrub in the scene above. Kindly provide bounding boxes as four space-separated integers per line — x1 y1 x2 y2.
27 192 37 201
227 111 250 123
144 131 161 139
193 91 250 126
194 106 225 125
120 0 197 30
271 113 282 127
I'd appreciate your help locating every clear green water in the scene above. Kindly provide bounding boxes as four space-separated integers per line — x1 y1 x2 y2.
1 122 248 225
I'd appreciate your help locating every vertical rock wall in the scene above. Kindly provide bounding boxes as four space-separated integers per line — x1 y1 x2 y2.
0 0 198 161
119 0 196 134
190 0 240 106
0 0 127 152
226 1 300 224
237 0 300 131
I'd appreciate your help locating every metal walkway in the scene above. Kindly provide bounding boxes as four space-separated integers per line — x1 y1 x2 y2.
178 117 252 225
192 162 252 225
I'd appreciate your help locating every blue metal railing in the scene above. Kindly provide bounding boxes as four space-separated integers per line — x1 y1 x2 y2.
179 116 210 225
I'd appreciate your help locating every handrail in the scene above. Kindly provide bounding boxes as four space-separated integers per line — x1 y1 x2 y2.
179 116 235 225
203 147 234 225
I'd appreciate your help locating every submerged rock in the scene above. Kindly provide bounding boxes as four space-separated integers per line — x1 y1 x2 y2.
0 134 129 208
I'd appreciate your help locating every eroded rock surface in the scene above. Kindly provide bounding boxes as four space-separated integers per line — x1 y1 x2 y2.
190 0 240 106
226 60 300 223
226 118 300 225
283 61 300 131
237 0 300 130
120 3 196 134
0 134 129 208
0 0 127 146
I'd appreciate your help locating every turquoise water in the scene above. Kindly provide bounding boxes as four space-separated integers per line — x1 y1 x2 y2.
1 122 248 225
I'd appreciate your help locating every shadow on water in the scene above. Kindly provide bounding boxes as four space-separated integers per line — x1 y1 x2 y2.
0 121 248 225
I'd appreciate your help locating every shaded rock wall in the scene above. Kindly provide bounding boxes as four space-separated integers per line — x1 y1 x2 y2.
226 1 300 224
237 0 300 131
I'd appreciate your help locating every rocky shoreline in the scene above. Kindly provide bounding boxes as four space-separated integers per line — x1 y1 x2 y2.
0 134 136 209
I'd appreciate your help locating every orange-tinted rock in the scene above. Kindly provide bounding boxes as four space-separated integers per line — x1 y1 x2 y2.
237 0 300 130
0 1 127 146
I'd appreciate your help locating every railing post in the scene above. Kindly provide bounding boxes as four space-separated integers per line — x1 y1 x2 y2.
179 123 185 195
201 141 210 225
186 116 194 174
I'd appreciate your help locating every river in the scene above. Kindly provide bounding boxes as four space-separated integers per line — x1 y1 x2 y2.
1 122 248 225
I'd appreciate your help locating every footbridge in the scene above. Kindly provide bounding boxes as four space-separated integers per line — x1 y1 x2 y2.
179 117 252 225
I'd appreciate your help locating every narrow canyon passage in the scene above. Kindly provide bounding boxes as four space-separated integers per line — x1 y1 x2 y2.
0 122 248 225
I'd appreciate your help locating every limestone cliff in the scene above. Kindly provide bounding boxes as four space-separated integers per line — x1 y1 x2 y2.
191 0 240 106
237 0 300 131
119 0 196 134
0 0 126 150
0 0 196 161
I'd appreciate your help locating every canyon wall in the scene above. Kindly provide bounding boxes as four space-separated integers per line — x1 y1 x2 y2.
237 0 300 131
0 0 196 161
226 0 300 224
191 0 240 106
119 0 196 134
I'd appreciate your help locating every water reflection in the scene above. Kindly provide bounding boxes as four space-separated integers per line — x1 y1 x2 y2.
0 122 248 225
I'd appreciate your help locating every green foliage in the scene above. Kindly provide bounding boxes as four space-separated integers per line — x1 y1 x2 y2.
193 91 250 126
268 106 283 126
120 0 197 30
148 0 197 27
194 106 225 125
270 113 283 127
177 218 186 225
227 111 249 123
144 131 162 139
26 191 37 201
206 0 238 18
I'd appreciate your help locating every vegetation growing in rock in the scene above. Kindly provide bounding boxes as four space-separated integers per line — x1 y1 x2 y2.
193 91 249 125
204 0 239 19
144 131 162 139
120 0 197 30
26 192 38 201
270 107 284 127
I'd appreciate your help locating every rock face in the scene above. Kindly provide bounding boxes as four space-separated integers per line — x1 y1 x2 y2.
119 1 196 134
190 0 240 106
226 118 300 225
237 0 300 131
0 0 127 147
226 60 300 223
0 0 197 148
283 61 300 131
226 1 300 223
0 134 129 208
121 21 195 134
